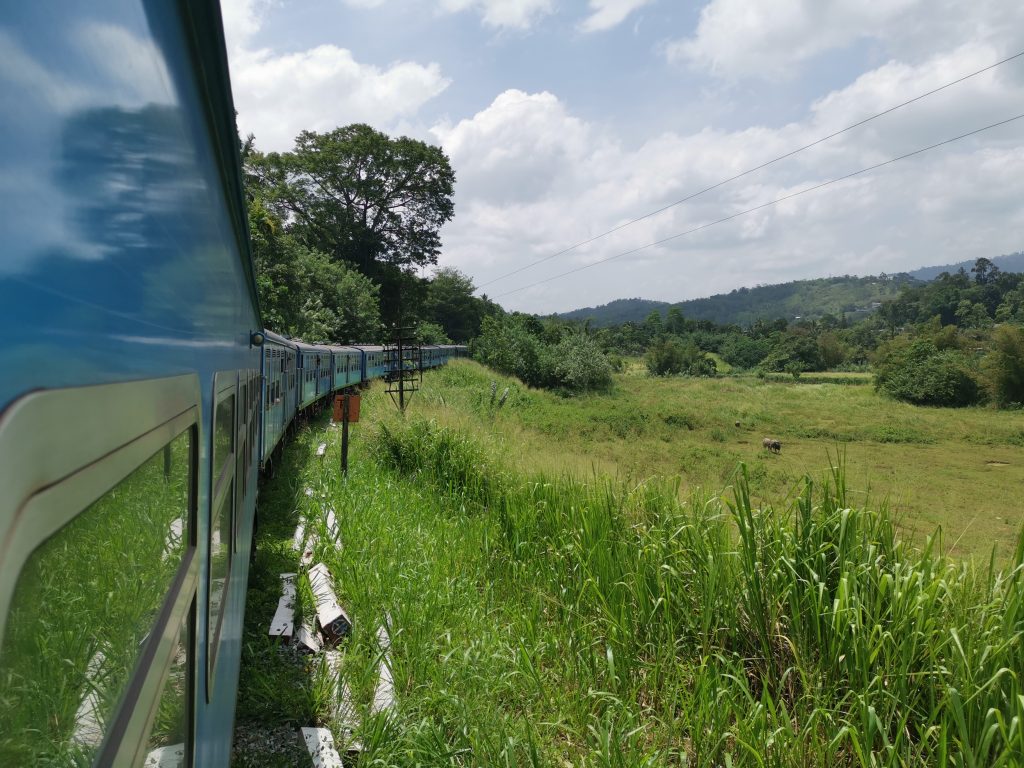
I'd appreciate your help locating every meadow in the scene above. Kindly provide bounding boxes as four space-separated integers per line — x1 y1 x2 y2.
234 362 1024 766
415 361 1024 559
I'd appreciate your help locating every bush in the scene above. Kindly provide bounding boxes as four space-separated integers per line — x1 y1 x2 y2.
645 338 715 377
874 338 982 407
983 324 1024 407
471 316 553 388
719 334 770 369
471 317 611 393
551 334 613 392
646 338 687 376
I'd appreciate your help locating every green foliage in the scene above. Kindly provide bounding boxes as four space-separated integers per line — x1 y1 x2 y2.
251 198 381 343
551 334 613 392
243 125 457 325
983 324 1024 407
760 330 822 372
816 331 848 368
472 316 611 393
471 315 552 389
645 337 687 376
874 337 982 407
719 334 770 369
415 321 451 345
561 274 919 327
646 337 717 377
254 124 454 273
422 267 496 342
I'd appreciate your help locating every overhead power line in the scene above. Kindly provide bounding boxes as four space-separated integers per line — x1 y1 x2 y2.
478 47 1024 290
493 112 1024 299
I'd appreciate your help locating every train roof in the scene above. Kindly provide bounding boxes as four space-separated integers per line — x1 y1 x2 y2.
263 330 297 349
351 345 386 352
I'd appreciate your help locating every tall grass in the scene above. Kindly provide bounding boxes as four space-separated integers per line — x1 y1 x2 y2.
369 418 1024 766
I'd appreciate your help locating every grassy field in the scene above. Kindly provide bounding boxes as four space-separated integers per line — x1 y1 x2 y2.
412 361 1024 559
234 366 1024 766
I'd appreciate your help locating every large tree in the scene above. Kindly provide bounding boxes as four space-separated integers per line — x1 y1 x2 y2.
254 124 455 275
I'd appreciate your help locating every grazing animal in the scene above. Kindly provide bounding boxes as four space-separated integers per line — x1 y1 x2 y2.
762 437 772 451
763 437 782 454
771 439 781 454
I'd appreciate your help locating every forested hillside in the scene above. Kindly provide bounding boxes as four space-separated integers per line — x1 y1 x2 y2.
905 251 1024 281
561 274 920 326
559 252 1024 326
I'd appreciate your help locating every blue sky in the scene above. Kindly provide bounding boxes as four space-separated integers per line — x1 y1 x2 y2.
223 0 1024 314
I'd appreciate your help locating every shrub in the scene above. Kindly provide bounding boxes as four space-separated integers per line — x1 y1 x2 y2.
983 324 1024 407
551 334 613 392
719 334 770 369
471 315 553 388
646 338 716 377
874 337 982 407
645 338 687 376
471 316 611 393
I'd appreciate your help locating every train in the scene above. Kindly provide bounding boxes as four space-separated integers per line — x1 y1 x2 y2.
0 2 464 766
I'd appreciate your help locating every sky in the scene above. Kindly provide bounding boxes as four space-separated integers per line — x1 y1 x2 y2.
222 0 1024 315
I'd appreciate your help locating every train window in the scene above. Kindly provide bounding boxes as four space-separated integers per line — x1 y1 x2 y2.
0 430 192 766
213 393 234 478
141 599 193 767
208 486 232 669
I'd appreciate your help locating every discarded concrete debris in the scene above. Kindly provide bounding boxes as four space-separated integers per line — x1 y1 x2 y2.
300 727 344 768
308 563 352 643
268 573 296 642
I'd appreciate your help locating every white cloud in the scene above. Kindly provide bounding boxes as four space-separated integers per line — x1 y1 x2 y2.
436 0 555 29
431 47 1024 313
220 0 268 52
232 45 449 150
669 0 1024 80
222 0 450 151
579 0 655 33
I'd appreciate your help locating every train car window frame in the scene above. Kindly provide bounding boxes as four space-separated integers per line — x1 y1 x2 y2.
208 372 236 695
0 375 200 768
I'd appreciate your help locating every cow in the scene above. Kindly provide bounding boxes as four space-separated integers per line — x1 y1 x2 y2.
763 437 782 454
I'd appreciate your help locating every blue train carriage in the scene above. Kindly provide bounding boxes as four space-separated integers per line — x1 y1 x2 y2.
260 331 298 467
420 344 441 370
355 345 390 381
329 345 363 390
296 342 325 409
0 2 259 766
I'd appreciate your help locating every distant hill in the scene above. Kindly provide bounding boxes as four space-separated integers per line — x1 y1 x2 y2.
558 298 668 325
904 251 1024 282
558 252 1024 327
560 274 919 327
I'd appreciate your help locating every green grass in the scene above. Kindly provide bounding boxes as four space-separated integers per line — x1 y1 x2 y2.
237 373 1024 766
409 360 1024 559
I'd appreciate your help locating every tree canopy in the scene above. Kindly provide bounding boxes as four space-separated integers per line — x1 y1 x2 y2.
253 124 455 272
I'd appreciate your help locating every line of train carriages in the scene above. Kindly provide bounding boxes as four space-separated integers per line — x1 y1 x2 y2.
259 333 466 469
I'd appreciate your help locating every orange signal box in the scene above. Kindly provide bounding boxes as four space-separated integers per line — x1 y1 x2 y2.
332 394 360 423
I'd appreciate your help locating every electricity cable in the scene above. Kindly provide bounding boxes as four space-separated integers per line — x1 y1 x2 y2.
493 112 1024 299
478 48 1024 290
